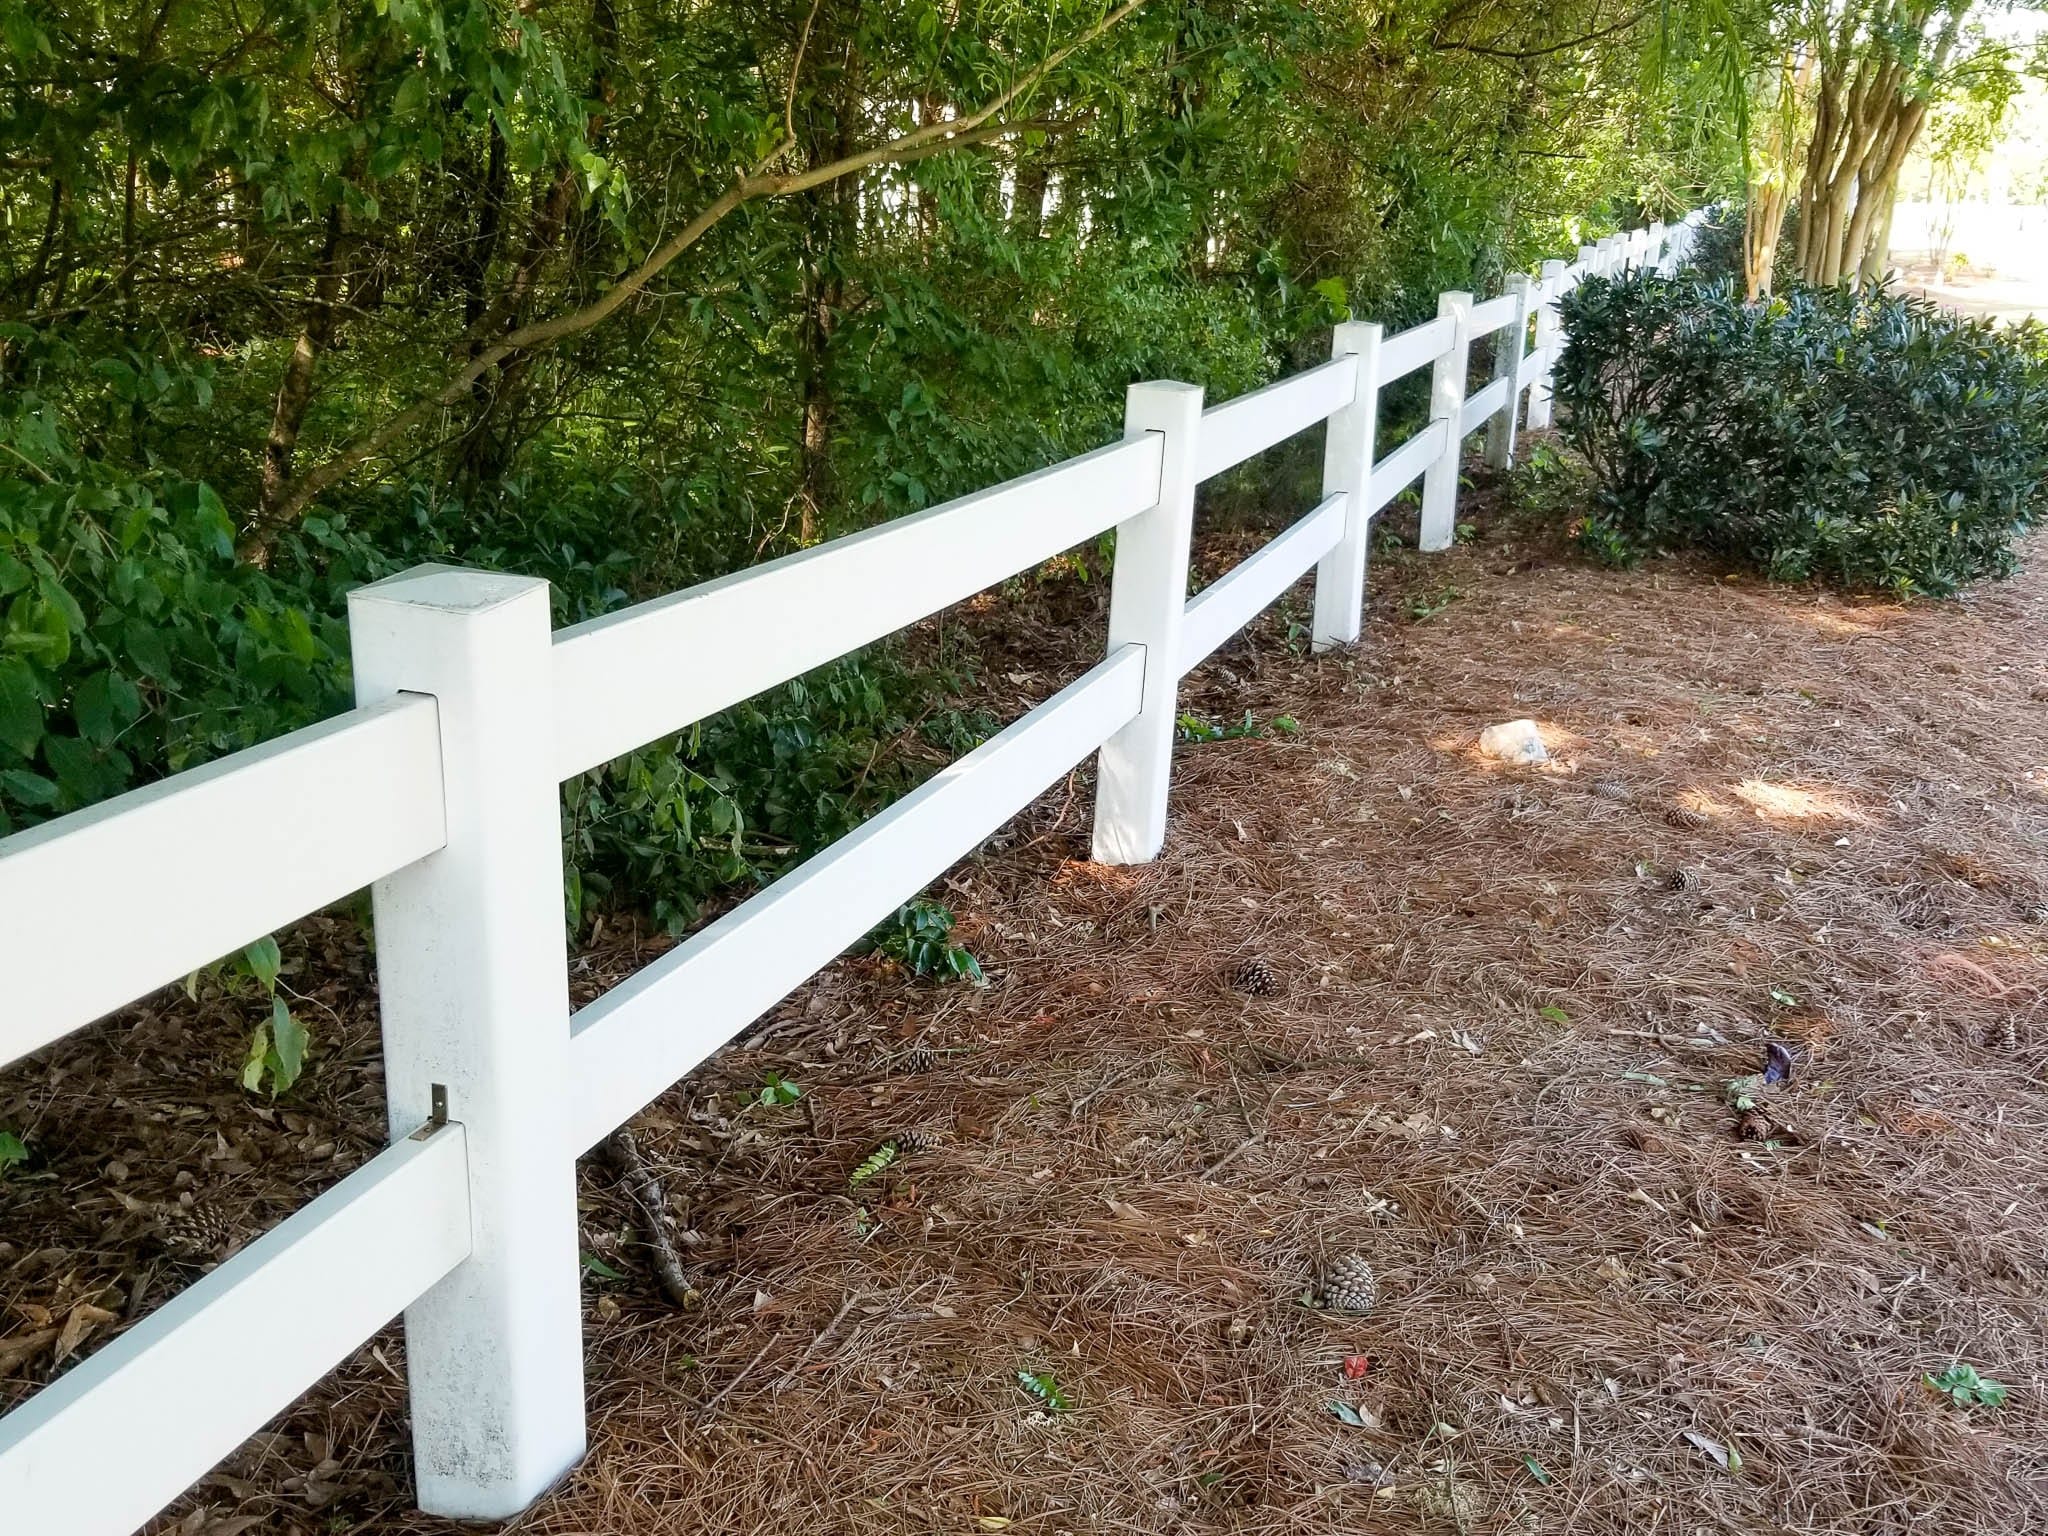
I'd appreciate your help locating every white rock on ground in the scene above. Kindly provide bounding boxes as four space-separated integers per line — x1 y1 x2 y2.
1478 719 1548 765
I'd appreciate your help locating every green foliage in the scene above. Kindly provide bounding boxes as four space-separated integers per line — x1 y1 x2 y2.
1926 1362 2008 1411
1403 587 1460 622
232 937 309 1097
1554 272 2048 595
0 0 1745 950
0 1130 27 1176
0 364 357 835
870 898 983 984
563 647 968 934
1176 710 1299 743
848 1140 899 1188
755 1072 803 1108
1016 1368 1073 1413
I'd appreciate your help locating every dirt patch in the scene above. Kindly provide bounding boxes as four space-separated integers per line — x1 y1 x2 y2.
8 478 2048 1534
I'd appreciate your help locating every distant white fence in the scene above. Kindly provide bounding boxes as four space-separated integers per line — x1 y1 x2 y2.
0 211 1703 1532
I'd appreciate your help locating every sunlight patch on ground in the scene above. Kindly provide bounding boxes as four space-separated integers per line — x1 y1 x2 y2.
1729 778 1867 825
1786 603 1904 638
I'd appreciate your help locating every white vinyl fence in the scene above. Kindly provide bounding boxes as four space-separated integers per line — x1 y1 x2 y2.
0 211 1703 1533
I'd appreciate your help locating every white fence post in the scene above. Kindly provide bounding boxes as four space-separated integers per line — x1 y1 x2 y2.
1419 290 1472 553
1092 380 1203 865
1311 321 1382 651
1485 273 1532 472
1527 258 1567 432
348 565 586 1520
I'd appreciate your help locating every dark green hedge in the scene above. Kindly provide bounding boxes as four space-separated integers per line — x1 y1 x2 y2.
1552 272 2048 595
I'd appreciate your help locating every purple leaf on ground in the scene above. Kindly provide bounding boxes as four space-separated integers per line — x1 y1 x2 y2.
1763 1042 1794 1085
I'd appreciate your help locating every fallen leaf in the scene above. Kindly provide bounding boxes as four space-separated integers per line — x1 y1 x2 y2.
50 1303 117 1368
1682 1429 1740 1472
1326 1399 1382 1430
1523 1454 1553 1485
976 1519 1013 1530
0 1326 58 1377
1342 1354 1372 1381
1762 1042 1794 1085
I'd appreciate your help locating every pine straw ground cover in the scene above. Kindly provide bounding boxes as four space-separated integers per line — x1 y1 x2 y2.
7 480 2048 1534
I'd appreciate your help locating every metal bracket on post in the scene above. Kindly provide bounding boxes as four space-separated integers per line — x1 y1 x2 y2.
1419 290 1472 553
1091 380 1203 866
348 564 585 1521
1311 323 1382 652
1485 274 1531 472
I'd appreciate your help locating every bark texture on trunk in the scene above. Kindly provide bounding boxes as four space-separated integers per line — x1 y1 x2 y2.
1795 3 1962 287
255 207 347 539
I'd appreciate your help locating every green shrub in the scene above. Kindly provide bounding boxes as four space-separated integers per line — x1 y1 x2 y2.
0 351 358 837
1552 272 2048 595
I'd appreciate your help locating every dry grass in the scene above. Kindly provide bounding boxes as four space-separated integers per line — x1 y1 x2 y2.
8 479 2048 1535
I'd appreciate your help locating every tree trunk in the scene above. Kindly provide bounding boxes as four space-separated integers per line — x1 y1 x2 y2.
254 208 347 542
455 0 617 488
1795 4 1963 287
794 30 861 545
1744 51 1812 302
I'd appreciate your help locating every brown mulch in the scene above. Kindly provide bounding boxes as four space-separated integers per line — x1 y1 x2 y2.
8 475 2048 1534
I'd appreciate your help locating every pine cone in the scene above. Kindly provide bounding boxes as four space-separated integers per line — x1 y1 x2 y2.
1990 1016 2020 1052
1664 805 1710 830
895 1126 947 1155
895 1046 937 1075
1734 1107 1773 1142
152 1201 240 1260
1666 867 1702 895
1320 1252 1378 1315
1590 777 1633 804
1230 958 1281 998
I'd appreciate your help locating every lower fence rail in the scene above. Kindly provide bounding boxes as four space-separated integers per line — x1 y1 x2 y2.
566 645 1148 1152
0 1127 472 1535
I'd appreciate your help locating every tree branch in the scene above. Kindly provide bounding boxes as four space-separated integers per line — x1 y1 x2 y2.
243 0 1152 546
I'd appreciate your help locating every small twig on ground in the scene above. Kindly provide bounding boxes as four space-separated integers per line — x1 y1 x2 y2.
601 1128 695 1308
772 1291 867 1393
697 1336 779 1420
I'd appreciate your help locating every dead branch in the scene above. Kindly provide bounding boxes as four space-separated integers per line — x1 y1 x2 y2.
601 1127 696 1309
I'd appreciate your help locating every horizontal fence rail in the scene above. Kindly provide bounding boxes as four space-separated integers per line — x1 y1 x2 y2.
1375 314 1456 385
0 695 448 1066
1369 418 1450 516
0 206 1706 1535
0 1126 471 1534
1192 354 1360 483
567 646 1146 1152
550 434 1165 779
1181 494 1347 675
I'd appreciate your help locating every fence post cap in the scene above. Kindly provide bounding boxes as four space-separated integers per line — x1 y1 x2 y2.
1125 378 1203 400
350 563 549 616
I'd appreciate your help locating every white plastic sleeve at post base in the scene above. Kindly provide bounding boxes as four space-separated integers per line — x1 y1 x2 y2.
1311 321 1382 651
348 565 586 1520
1419 291 1472 553
1092 381 1203 866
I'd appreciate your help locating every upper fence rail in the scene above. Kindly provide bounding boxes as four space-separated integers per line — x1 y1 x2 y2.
0 207 1706 1536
